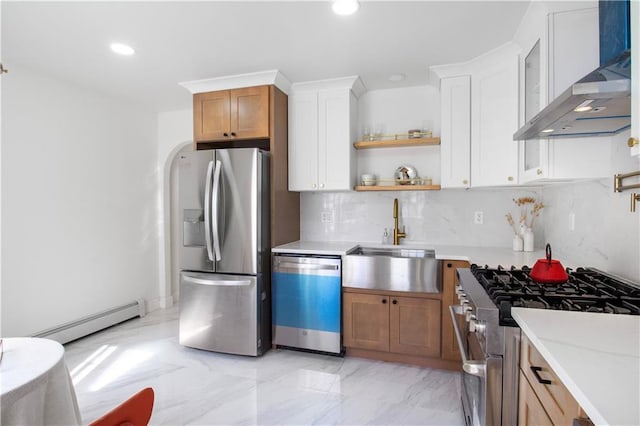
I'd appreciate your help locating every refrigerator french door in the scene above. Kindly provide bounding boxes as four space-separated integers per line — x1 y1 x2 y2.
178 148 270 356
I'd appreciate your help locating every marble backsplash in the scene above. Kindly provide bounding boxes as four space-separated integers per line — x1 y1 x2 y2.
300 187 545 248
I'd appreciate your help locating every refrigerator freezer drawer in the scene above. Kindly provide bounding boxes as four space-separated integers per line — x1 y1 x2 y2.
179 271 260 356
272 255 342 354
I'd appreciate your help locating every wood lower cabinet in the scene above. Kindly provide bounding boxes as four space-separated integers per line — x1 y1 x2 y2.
194 85 269 144
343 293 390 352
441 260 469 361
519 370 553 426
343 289 443 363
390 296 441 357
519 334 592 426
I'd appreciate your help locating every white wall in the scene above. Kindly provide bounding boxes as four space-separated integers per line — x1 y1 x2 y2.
542 131 640 282
1 64 159 337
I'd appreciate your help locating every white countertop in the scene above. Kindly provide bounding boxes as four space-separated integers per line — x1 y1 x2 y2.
272 240 547 267
511 308 640 426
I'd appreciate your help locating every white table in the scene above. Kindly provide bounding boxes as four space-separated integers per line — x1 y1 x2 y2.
1 337 82 426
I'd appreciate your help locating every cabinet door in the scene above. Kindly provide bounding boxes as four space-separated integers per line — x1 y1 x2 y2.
230 86 270 140
288 91 319 190
471 50 519 187
389 296 441 358
521 335 581 425
318 89 354 191
441 260 469 361
343 292 389 352
193 90 231 142
440 76 471 188
518 371 553 426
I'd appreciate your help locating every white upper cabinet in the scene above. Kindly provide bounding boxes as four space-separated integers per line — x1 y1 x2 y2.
470 44 520 187
440 75 471 188
433 42 520 188
517 4 612 182
288 77 363 191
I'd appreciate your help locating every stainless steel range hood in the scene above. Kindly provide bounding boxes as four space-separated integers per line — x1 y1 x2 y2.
514 51 631 140
514 0 631 140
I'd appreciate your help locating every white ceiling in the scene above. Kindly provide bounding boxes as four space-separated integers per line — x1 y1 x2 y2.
2 1 530 112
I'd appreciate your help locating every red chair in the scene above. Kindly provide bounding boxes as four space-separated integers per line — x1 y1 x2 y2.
88 387 154 426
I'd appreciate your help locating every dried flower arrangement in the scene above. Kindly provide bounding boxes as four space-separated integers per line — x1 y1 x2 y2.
505 197 544 235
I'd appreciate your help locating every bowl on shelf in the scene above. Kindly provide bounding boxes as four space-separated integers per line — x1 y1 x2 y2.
361 174 377 186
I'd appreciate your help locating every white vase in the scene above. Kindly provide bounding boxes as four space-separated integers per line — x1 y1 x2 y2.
512 235 524 252
523 227 534 252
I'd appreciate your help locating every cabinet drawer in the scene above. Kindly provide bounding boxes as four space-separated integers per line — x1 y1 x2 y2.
520 335 580 425
519 370 553 426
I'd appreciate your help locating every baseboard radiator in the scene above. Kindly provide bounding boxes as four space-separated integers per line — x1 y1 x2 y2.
33 299 146 344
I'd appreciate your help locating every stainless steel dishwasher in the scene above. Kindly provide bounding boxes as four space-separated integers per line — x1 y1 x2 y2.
272 254 342 354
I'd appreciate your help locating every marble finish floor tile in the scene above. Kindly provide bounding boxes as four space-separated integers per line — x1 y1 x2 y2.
64 307 464 425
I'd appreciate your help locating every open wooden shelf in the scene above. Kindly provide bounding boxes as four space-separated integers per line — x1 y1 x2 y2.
354 184 442 192
354 137 440 150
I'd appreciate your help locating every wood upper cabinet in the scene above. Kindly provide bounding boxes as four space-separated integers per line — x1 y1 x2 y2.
194 86 270 143
441 260 469 361
389 296 440 358
343 290 441 358
343 292 390 352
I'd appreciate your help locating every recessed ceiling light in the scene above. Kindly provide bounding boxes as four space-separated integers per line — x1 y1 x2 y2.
388 74 406 82
332 0 360 16
110 43 135 56
541 128 555 133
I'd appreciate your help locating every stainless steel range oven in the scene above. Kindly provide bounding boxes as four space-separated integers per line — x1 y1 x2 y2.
451 265 640 426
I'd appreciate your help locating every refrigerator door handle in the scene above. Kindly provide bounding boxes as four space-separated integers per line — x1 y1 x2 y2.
182 274 252 287
203 160 215 262
211 159 222 261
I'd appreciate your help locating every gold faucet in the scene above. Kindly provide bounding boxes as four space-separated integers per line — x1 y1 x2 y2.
393 198 406 245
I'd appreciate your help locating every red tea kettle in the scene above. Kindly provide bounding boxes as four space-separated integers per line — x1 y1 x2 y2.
530 244 568 284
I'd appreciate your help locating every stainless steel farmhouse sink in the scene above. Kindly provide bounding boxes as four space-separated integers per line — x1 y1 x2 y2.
343 246 441 293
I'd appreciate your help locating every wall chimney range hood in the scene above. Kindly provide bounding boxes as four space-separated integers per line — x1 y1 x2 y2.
514 0 631 140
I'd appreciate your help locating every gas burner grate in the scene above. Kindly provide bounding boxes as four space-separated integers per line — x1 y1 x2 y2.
470 264 640 325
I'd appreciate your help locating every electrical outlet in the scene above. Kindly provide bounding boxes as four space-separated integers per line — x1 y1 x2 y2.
569 212 575 231
474 211 484 225
320 211 333 223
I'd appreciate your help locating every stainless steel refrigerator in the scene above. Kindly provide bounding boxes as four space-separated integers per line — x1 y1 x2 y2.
178 148 270 356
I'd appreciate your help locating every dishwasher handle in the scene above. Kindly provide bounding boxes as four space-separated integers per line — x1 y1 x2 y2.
276 261 339 271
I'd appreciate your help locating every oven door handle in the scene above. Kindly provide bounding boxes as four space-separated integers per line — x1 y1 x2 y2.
449 305 487 378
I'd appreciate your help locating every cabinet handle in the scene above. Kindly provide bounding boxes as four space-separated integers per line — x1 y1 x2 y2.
312 183 317 189
462 179 468 185
628 137 639 148
381 299 387 304
320 183 325 188
507 176 514 182
392 299 397 305
231 132 236 137
223 133 229 137
536 169 543 175
530 366 552 385
447 263 453 268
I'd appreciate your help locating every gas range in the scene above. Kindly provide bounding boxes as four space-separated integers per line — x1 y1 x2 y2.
452 264 640 426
